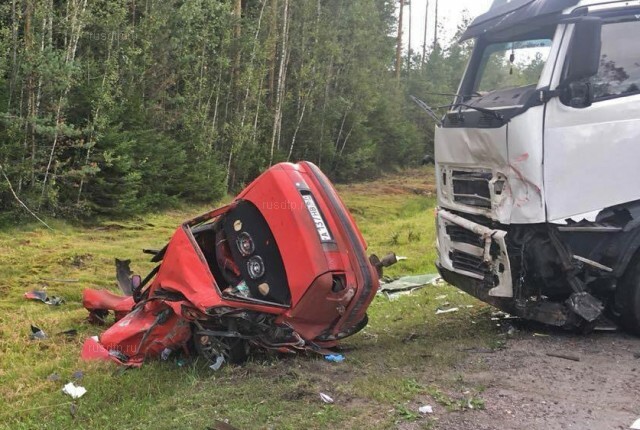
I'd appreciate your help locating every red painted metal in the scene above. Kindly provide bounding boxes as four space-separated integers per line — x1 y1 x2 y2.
81 162 379 365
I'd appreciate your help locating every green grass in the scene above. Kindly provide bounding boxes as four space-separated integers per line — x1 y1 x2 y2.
0 167 500 429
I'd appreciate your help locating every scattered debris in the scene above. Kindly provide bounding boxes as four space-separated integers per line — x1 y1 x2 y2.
115 258 135 296
30 325 47 340
72 370 84 380
435 294 448 300
62 382 87 399
208 420 240 430
464 347 496 354
379 274 441 297
546 352 581 362
161 348 172 361
630 418 640 430
436 307 459 315
324 354 345 363
403 333 419 343
419 405 434 414
47 373 61 382
41 278 79 284
319 393 334 404
69 402 78 418
209 355 225 371
24 290 65 306
58 329 78 338
369 253 403 278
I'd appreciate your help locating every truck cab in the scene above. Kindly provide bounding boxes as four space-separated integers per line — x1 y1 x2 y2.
435 0 640 332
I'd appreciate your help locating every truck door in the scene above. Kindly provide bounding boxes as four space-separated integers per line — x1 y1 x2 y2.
544 14 640 222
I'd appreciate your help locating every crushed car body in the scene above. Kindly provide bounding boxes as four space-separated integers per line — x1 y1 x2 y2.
81 161 380 366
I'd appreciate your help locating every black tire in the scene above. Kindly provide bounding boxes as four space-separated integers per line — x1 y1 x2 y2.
194 332 250 365
618 255 640 335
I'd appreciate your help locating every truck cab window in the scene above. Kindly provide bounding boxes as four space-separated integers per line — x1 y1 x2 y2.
590 19 640 100
476 40 552 94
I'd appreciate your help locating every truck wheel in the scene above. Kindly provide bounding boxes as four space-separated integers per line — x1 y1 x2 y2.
618 256 640 335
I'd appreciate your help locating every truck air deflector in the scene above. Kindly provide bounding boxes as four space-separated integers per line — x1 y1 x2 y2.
461 0 579 41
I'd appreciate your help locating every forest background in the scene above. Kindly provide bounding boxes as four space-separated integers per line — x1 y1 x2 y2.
0 0 486 220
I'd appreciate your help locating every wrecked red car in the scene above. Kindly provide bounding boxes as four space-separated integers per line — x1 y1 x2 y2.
81 162 380 366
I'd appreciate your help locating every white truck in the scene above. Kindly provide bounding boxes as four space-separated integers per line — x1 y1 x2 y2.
434 0 640 333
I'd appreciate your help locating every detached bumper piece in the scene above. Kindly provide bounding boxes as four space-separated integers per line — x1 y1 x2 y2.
80 162 379 367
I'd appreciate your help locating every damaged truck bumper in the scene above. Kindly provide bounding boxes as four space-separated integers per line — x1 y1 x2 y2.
436 208 603 328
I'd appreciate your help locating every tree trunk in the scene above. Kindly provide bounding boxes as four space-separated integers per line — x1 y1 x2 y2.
41 0 89 205
232 0 242 84
267 0 278 107
287 89 310 162
422 0 429 68
433 0 439 48
269 0 290 165
407 0 412 72
8 0 18 112
395 0 404 80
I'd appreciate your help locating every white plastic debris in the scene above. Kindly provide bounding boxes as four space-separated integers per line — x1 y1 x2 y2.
630 418 640 429
320 393 334 404
161 348 172 361
436 307 459 315
419 405 434 414
435 295 447 300
209 355 225 371
62 382 87 399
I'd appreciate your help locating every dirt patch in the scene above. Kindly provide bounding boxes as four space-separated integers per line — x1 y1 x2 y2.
434 327 640 430
337 168 436 197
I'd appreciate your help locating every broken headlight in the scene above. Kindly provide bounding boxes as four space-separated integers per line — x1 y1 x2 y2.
236 232 255 256
247 256 265 280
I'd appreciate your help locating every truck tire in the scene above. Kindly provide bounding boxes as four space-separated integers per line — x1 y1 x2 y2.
618 255 640 335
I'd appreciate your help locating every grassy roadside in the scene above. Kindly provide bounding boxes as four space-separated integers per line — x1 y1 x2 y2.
0 167 501 429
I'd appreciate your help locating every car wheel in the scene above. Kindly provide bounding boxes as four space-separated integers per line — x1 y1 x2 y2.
194 333 250 365
618 255 640 335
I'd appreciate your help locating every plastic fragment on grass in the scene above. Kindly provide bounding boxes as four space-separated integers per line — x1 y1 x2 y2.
30 325 47 340
62 382 87 399
24 290 65 305
161 348 172 361
324 354 345 363
320 393 334 404
47 373 61 382
435 307 459 315
209 355 225 371
58 329 78 337
379 274 441 294
419 405 434 414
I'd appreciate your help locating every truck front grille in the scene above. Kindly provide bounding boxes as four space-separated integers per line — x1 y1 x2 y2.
446 225 484 248
451 170 492 209
449 250 489 277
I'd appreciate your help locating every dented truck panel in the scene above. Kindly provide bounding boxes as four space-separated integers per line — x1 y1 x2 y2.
81 162 379 366
435 0 640 331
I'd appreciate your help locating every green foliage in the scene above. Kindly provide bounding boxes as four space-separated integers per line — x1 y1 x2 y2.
0 0 471 219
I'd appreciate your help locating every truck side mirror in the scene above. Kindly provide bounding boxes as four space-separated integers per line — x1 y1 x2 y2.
560 17 602 108
564 17 602 84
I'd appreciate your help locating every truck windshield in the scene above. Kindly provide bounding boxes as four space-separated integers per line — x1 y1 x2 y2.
473 38 552 96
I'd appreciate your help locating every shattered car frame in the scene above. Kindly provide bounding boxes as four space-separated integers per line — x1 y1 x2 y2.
82 162 380 365
435 0 640 333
